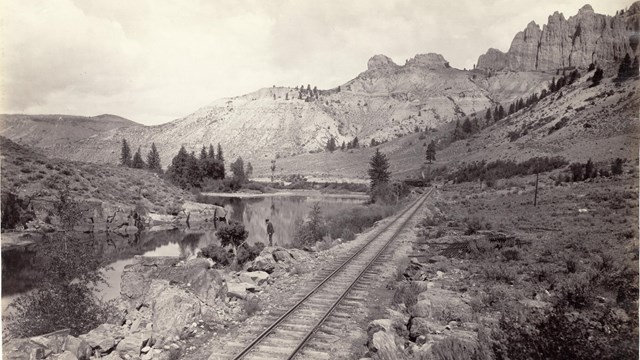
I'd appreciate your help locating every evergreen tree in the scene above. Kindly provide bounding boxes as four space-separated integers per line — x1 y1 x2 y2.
611 158 624 175
132 147 146 169
120 139 132 167
585 158 594 179
426 140 436 164
186 152 202 187
462 118 473 134
245 162 253 180
208 144 215 158
146 143 162 173
588 63 596 72
493 107 499 122
340 141 346 151
550 77 556 92
230 157 246 184
200 145 208 160
632 57 640 77
591 67 604 87
618 53 632 79
166 146 191 189
498 105 506 120
326 137 337 152
367 149 391 190
485 109 491 121
216 144 225 162
352 136 359 149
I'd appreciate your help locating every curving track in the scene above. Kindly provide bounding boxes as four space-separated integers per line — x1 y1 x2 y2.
212 188 433 360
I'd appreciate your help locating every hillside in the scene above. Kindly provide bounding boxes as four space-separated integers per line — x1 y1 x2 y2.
0 58 549 169
252 67 638 181
0 137 192 222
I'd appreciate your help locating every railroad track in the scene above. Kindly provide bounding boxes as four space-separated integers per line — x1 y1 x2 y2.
210 188 434 360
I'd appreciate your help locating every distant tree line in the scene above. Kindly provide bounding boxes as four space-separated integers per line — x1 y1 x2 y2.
165 144 226 190
120 139 162 173
326 136 361 152
563 158 626 182
448 156 568 184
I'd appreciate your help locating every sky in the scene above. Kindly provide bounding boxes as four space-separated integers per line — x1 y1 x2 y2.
0 0 630 125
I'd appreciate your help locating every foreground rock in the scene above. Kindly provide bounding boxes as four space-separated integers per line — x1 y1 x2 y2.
247 246 312 274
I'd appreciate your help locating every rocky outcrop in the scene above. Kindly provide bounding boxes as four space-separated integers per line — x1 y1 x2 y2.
477 3 640 71
405 53 450 69
246 246 312 274
367 54 399 71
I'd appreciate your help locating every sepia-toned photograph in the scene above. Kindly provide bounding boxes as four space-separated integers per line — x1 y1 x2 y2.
0 0 638 359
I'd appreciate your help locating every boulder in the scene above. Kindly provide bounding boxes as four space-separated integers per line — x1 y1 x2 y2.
147 280 201 338
368 331 396 355
79 324 124 355
116 332 151 356
248 254 276 273
409 317 444 339
415 288 473 322
227 282 253 300
63 336 90 360
53 351 78 360
3 338 45 360
121 257 225 308
239 271 270 286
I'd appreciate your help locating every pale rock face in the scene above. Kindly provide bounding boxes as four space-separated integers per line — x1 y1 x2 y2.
367 54 399 70
478 2 639 71
405 53 450 69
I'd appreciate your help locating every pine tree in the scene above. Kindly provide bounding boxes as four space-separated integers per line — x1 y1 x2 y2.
208 144 215 158
216 144 224 162
462 118 472 134
120 139 132 167
146 143 162 173
498 105 505 120
230 157 246 184
550 77 556 92
352 136 359 149
591 67 604 87
618 53 632 79
326 137 337 152
585 158 594 179
367 149 391 190
132 147 146 169
200 145 208 160
425 140 436 164
341 141 346 151
166 146 191 189
245 162 253 180
485 109 491 122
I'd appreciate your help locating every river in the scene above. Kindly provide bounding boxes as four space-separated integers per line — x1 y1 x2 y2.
1 194 365 312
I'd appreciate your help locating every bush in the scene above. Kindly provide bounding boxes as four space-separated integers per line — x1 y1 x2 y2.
242 297 261 316
501 247 521 261
291 203 326 248
464 217 483 235
199 244 232 267
4 233 112 338
236 242 265 265
325 204 394 241
429 337 479 360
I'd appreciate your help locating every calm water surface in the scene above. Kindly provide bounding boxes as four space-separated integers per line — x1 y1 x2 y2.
1 194 364 310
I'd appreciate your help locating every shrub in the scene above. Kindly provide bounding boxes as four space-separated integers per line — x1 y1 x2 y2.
199 244 232 267
429 337 479 360
4 233 112 338
236 242 265 265
242 297 261 316
501 247 521 261
292 203 326 248
464 217 483 235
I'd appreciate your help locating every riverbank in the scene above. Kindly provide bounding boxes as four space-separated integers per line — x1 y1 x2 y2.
201 189 369 199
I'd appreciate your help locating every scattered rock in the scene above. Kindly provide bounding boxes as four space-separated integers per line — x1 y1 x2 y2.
147 280 201 338
80 324 125 355
64 336 90 360
239 271 270 286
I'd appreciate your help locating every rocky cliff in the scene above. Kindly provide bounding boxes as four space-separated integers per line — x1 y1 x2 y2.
477 3 640 71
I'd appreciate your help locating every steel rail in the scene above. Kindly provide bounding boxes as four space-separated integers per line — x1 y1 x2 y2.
286 187 434 359
231 188 434 360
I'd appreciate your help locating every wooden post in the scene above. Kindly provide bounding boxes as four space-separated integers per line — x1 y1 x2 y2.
534 172 539 206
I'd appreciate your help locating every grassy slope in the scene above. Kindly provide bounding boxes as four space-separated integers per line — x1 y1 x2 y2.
411 170 639 358
0 137 192 215
251 70 638 181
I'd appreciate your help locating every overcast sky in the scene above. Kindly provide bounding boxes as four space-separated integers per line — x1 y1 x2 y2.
1 0 629 125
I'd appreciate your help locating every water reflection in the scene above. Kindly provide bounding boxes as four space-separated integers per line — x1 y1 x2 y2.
2 195 363 305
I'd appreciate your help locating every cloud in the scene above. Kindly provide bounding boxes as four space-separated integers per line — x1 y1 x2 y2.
0 0 630 125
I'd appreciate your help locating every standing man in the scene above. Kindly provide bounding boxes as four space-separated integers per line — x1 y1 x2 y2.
266 219 275 246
